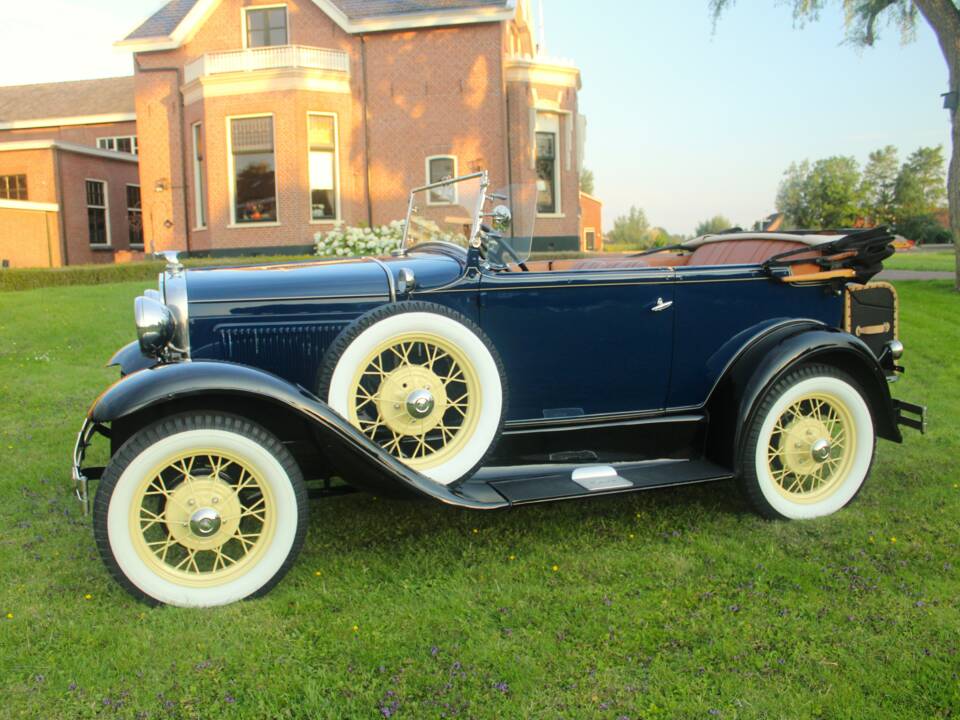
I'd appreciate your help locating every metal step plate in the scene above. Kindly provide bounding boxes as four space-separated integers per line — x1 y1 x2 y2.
571 465 634 492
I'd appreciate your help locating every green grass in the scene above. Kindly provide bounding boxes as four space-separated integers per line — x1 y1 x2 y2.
1 282 958 719
884 249 956 273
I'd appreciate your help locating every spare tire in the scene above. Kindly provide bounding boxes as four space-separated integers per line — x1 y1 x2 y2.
317 302 506 485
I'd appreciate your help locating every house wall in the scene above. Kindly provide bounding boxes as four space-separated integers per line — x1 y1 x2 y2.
579 192 602 251
0 201 61 268
132 0 578 256
0 147 58 203
0 121 138 149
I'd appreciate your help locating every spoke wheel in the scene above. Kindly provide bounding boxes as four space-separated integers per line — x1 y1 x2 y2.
349 333 481 470
739 364 876 520
130 450 275 586
766 392 856 503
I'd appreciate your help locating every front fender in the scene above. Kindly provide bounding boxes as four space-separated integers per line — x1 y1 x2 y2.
107 341 156 376
87 361 507 510
706 324 901 469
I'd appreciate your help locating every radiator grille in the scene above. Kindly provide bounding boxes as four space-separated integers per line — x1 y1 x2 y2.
216 322 348 389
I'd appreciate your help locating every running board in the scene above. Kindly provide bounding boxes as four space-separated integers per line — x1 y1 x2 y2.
457 459 733 506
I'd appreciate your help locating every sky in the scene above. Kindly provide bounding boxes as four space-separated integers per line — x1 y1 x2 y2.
0 0 950 234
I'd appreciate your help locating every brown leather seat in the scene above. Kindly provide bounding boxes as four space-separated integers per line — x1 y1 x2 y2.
685 239 813 266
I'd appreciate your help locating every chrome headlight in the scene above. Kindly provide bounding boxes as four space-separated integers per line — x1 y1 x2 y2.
134 296 175 356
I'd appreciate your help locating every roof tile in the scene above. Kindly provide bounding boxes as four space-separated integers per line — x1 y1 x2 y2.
0 77 135 124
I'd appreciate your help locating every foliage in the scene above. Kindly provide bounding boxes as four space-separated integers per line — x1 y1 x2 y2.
579 168 595 195
606 206 650 246
896 213 953 245
0 255 316 293
777 156 863 228
861 145 900 225
694 215 736 236
895 146 948 219
1 279 958 718
314 221 406 257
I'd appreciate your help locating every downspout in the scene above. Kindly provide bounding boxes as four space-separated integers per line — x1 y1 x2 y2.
134 59 192 254
360 35 374 227
53 147 69 265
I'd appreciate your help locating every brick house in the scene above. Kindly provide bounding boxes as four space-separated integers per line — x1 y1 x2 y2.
0 78 143 267
118 0 585 256
579 190 602 251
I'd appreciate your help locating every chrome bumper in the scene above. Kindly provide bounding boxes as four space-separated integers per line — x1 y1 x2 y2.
71 419 98 515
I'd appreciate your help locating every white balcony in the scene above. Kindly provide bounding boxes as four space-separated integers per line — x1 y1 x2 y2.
184 45 350 85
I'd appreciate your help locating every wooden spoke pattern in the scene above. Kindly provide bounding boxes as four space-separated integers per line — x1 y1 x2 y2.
133 452 270 579
766 394 853 499
351 335 475 466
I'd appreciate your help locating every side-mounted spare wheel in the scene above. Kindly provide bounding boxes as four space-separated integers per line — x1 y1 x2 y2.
317 301 506 486
93 413 308 607
739 363 876 520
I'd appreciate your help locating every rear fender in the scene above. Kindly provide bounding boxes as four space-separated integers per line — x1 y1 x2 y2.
705 323 900 469
87 361 507 509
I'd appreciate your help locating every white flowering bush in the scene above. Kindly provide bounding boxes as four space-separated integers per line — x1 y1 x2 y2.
314 221 405 258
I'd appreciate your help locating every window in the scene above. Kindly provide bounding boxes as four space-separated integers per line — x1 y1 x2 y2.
0 174 27 200
246 6 288 48
192 123 207 228
127 185 143 247
535 113 560 214
230 116 277 224
86 180 109 246
584 228 596 251
97 136 138 155
308 114 338 221
426 156 457 205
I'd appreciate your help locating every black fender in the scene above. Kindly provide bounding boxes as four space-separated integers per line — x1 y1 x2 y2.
705 321 901 469
87 361 507 510
107 341 156 376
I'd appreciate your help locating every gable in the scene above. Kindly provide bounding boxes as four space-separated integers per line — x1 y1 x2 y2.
118 0 516 50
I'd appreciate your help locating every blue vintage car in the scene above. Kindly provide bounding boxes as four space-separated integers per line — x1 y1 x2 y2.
73 172 925 606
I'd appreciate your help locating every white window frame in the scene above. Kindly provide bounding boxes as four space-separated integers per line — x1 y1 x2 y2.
583 227 596 251
307 112 341 224
425 155 459 206
535 113 562 218
85 178 111 247
242 4 290 49
126 183 143 248
226 113 280 229
96 135 138 155
192 122 207 230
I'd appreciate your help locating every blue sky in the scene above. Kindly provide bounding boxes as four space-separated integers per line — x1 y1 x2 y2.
0 0 950 234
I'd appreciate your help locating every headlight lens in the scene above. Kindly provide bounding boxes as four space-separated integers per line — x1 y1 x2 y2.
134 296 175 356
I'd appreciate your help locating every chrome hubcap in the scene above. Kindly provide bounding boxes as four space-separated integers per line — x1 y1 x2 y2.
810 438 831 463
405 389 435 419
189 507 222 537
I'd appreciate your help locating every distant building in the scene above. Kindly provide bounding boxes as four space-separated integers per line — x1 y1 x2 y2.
0 77 142 267
119 0 585 257
579 191 602 251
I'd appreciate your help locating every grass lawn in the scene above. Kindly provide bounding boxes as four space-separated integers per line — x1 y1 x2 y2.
884 249 956 273
1 281 957 719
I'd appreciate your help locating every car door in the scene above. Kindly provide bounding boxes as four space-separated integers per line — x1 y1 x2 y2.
478 266 676 423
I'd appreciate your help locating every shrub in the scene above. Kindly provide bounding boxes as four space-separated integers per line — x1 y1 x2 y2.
315 221 405 258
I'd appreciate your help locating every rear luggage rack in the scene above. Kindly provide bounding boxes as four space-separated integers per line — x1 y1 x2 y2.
893 399 927 434
763 227 896 284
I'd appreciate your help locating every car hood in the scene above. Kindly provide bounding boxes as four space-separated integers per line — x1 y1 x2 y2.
183 252 465 304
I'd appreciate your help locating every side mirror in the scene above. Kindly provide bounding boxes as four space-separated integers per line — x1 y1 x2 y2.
491 205 512 233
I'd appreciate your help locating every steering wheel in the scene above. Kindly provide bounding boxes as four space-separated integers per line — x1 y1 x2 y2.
484 230 529 272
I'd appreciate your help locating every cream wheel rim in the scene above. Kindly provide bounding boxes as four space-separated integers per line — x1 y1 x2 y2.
129 451 277 587
766 391 857 503
348 332 481 470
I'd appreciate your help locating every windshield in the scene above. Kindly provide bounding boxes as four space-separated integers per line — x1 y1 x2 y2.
402 174 537 264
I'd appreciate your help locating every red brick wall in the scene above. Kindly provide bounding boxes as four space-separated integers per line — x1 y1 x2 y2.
579 192 602 251
0 148 57 203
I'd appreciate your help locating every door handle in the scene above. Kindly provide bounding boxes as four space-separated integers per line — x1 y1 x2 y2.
651 297 673 313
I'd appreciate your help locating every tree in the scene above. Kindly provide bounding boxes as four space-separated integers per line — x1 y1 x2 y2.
776 156 863 228
607 206 650 245
711 0 960 287
580 168 595 195
694 215 735 236
895 145 948 216
861 145 900 224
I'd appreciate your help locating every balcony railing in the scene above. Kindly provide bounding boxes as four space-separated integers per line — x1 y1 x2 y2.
185 45 350 84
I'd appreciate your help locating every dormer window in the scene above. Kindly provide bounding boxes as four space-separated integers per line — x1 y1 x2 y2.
245 6 288 48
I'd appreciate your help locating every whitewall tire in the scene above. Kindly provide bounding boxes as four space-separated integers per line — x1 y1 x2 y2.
319 302 506 485
93 413 308 607
739 364 876 520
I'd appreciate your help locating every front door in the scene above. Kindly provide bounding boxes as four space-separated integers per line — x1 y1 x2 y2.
478 267 675 423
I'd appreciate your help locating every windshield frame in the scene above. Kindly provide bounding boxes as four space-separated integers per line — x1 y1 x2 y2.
401 171 488 254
